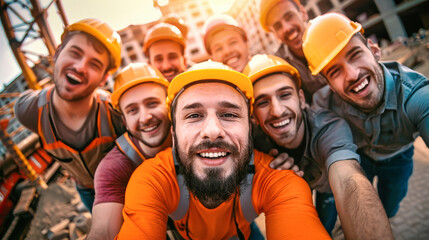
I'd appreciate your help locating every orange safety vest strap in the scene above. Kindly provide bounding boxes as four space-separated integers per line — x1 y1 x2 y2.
96 89 117 138
37 87 56 145
116 132 146 168
169 151 190 221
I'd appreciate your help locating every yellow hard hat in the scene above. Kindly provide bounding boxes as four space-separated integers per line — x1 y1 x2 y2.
161 14 189 39
143 23 186 56
302 12 363 75
62 18 122 74
259 0 301 32
203 14 247 54
243 54 300 87
111 62 169 109
167 60 254 118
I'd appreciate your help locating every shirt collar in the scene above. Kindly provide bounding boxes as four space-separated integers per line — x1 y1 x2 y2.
381 62 397 111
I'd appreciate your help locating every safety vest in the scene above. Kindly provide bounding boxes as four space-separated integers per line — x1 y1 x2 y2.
117 136 257 240
37 86 117 187
115 132 146 167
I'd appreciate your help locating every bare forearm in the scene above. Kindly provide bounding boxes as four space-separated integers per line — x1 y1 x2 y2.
87 203 124 240
329 160 393 240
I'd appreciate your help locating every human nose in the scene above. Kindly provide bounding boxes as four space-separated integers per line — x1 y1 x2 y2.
73 58 87 74
280 20 292 35
139 107 152 124
344 63 360 82
200 112 225 141
162 59 172 71
270 97 284 118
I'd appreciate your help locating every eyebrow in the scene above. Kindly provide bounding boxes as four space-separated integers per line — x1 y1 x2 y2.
345 46 361 58
182 101 242 111
254 86 294 102
326 46 361 76
70 45 104 67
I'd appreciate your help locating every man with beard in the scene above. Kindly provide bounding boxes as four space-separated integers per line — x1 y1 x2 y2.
259 0 326 103
203 14 250 72
143 23 187 82
87 63 172 239
244 54 393 239
14 19 125 212
116 61 330 239
303 13 429 220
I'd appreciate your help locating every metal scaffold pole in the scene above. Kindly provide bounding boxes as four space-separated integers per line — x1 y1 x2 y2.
0 119 48 189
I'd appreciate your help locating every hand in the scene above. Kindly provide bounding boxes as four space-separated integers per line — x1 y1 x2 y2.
269 149 304 177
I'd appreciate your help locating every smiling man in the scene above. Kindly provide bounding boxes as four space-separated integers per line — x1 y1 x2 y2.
259 0 326 103
143 23 187 82
87 63 171 239
14 18 125 212
203 14 250 72
303 13 429 220
117 61 330 239
244 54 393 239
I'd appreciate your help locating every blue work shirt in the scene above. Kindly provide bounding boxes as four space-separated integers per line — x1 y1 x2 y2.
313 61 429 161
253 107 360 193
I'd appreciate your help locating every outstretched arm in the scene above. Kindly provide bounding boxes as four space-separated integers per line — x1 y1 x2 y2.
329 160 393 239
87 203 124 240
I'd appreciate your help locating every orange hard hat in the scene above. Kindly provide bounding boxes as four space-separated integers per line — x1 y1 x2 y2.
243 54 300 87
111 62 168 109
161 13 189 38
259 0 301 32
143 23 185 57
203 14 247 54
62 18 122 74
302 12 363 75
167 60 253 119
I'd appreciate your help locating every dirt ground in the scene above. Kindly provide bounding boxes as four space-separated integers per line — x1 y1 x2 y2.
24 177 91 240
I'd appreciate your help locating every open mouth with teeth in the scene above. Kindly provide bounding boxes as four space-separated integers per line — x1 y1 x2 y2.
140 123 160 133
270 118 291 129
225 56 240 66
197 150 230 166
162 69 177 79
66 73 83 85
350 78 369 94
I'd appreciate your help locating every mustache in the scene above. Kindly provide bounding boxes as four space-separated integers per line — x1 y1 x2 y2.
66 68 86 79
265 112 295 125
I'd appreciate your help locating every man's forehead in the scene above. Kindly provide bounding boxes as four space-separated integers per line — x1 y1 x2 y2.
150 40 183 54
267 1 299 24
323 36 365 72
255 74 296 93
177 82 245 108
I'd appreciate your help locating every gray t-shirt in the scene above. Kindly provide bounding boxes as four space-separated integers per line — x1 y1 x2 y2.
14 87 125 151
253 107 360 193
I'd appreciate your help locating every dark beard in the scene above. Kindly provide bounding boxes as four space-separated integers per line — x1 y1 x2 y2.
174 134 253 209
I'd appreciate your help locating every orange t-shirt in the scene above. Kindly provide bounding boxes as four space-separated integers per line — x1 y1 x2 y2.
117 148 330 239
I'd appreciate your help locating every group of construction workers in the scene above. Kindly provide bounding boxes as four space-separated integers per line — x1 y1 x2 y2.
13 0 429 239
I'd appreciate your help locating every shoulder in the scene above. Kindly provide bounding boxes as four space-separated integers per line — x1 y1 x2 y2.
253 150 308 190
130 148 176 184
306 107 348 132
311 85 335 109
15 89 41 113
95 146 137 183
383 61 428 92
252 151 312 209
14 89 42 131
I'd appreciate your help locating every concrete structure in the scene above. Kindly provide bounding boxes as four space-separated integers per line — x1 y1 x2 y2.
302 0 429 43
118 22 158 68
157 0 214 62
